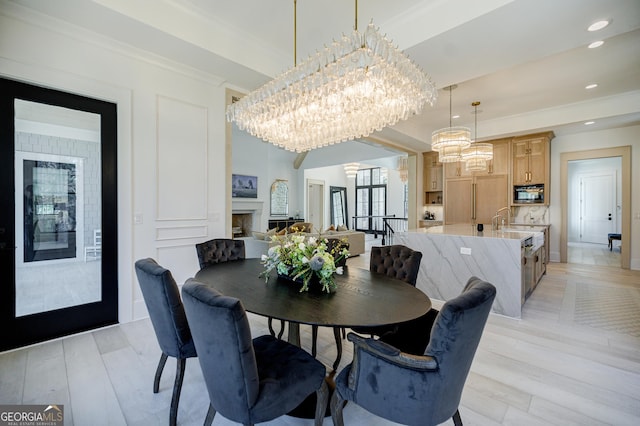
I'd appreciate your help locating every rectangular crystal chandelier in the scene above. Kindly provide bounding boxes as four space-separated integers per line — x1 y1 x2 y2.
226 2 437 153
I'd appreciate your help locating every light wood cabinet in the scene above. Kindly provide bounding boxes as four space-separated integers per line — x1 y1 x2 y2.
444 138 510 178
486 139 510 175
423 152 443 205
475 175 509 224
511 132 553 205
443 137 510 224
532 245 545 291
512 133 552 185
444 178 472 224
444 174 508 225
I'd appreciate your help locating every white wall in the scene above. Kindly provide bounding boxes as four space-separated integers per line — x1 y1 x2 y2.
1 8 228 321
232 128 302 229
385 167 407 219
549 126 640 269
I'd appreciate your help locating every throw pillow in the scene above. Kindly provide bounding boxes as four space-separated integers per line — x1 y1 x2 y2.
326 224 336 232
337 224 348 232
289 222 312 233
266 227 277 237
252 231 266 240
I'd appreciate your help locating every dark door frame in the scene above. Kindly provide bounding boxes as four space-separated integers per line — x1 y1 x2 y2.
0 77 118 351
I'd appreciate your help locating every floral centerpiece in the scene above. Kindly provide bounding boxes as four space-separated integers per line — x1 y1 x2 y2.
260 233 349 293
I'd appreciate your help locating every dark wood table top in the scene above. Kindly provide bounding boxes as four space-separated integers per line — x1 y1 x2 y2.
194 258 431 328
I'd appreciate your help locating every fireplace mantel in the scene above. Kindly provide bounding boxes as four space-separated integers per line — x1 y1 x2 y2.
232 200 263 213
232 200 264 236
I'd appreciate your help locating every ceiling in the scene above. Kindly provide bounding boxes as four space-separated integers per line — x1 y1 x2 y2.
8 0 640 153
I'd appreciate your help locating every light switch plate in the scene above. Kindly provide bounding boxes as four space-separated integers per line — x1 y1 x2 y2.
460 247 472 255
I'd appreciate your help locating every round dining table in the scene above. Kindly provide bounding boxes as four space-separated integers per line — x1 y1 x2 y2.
194 258 431 361
194 258 432 418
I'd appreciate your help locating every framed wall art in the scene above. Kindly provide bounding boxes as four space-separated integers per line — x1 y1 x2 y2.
232 174 258 198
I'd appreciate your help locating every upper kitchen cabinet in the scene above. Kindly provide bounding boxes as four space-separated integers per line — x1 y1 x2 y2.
444 138 510 178
423 151 443 205
512 132 553 185
511 132 554 206
486 138 510 175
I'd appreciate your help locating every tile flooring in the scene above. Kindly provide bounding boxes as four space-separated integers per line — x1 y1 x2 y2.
1 235 638 425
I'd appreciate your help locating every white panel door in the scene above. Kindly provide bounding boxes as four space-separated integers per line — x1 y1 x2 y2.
580 172 615 244
307 181 324 232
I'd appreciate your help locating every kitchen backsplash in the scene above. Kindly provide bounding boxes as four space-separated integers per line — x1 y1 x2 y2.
513 205 549 224
423 206 443 221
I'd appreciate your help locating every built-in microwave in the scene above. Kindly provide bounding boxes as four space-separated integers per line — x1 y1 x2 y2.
514 184 544 203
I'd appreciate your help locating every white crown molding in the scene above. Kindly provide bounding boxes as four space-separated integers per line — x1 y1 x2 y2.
475 90 640 139
1 1 226 87
93 0 288 78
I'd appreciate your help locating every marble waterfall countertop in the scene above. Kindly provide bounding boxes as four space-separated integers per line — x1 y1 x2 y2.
414 223 543 239
396 225 542 319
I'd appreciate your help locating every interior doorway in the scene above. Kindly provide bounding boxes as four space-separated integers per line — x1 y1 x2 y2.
568 158 621 244
307 179 324 232
560 146 631 269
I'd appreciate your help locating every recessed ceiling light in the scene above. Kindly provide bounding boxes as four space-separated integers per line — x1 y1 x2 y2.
584 121 595 125
585 83 598 89
588 40 604 48
588 20 609 32
452 115 460 119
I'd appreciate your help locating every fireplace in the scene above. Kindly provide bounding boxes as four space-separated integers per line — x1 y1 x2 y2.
231 200 263 238
231 213 253 237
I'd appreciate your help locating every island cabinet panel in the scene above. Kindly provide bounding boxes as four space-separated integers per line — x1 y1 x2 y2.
396 225 529 318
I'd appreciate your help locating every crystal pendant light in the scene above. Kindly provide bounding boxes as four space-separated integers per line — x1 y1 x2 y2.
397 156 408 183
344 163 360 178
226 0 437 153
461 101 493 171
431 85 471 163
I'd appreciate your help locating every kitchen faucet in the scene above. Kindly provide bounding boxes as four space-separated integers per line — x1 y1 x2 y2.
493 207 511 230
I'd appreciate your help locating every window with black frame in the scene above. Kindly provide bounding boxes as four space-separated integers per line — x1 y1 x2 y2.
354 167 386 234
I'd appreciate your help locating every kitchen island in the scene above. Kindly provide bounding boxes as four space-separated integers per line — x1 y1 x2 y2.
396 224 545 319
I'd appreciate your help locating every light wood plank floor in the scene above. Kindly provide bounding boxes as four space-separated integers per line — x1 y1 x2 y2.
1 256 639 425
567 242 622 267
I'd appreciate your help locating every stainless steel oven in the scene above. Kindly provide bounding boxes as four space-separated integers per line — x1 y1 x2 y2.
514 184 544 204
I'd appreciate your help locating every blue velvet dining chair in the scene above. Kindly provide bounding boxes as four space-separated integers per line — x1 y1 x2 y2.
350 245 423 338
195 238 285 339
181 279 329 426
331 276 496 426
134 258 197 426
195 238 245 269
